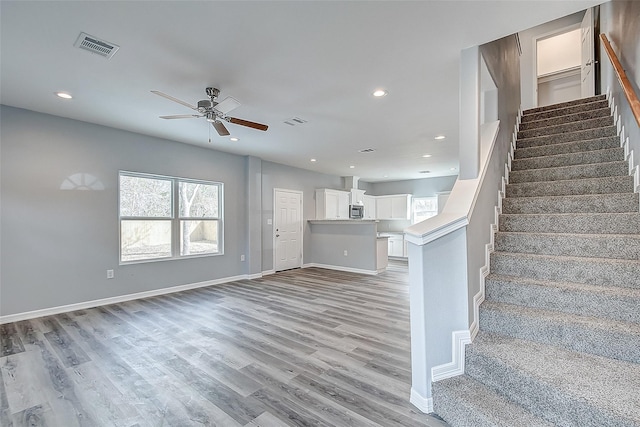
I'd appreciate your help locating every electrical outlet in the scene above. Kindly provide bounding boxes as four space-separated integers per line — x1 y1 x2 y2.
343 250 348 256
106 269 114 279
240 254 245 261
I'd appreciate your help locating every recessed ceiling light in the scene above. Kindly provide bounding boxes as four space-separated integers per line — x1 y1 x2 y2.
349 165 355 169
434 135 446 140
230 137 239 142
310 158 317 162
56 92 72 99
383 175 388 178
419 170 431 174
372 89 387 97
422 154 432 158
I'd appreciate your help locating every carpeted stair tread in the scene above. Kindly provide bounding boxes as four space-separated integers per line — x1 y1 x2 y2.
434 95 640 426
516 125 617 149
517 115 613 140
432 375 553 427
509 160 628 183
521 99 609 123
490 251 640 288
493 231 640 259
505 175 634 197
523 94 606 115
511 147 624 171
480 300 640 363
464 332 640 427
519 107 611 131
499 212 640 234
485 273 640 324
501 193 639 214
514 135 620 159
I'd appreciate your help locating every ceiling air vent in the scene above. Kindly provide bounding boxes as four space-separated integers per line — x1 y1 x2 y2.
284 117 308 126
74 32 119 59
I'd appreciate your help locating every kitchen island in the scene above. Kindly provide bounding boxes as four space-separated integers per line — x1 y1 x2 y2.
307 220 388 274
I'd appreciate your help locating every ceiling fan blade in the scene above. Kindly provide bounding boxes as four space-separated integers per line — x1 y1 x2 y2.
160 114 201 119
214 96 241 114
151 90 197 111
212 120 230 136
228 117 269 131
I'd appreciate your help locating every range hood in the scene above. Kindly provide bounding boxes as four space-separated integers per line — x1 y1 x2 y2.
344 176 365 205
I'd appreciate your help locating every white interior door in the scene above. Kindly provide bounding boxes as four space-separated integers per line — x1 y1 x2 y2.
580 8 595 97
274 189 302 271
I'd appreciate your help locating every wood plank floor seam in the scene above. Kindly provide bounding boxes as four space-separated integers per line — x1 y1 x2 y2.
0 264 447 426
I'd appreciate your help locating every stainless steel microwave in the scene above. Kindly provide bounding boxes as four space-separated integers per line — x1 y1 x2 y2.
349 204 364 219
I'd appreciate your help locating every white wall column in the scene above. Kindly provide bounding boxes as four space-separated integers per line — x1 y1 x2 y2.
408 224 470 413
459 45 481 180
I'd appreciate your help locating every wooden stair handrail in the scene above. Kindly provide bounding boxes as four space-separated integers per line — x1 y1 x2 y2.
600 34 640 128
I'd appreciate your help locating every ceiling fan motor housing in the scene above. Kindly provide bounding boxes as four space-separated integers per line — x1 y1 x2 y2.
197 99 212 112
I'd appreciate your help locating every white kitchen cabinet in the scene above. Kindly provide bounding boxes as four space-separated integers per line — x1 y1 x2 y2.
387 235 405 257
350 189 366 205
363 195 376 219
375 194 411 220
315 189 350 219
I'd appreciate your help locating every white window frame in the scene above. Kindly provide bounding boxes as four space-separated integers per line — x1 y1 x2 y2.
411 196 438 225
119 171 224 264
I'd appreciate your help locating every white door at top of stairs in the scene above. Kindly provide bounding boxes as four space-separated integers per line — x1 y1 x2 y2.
581 7 595 97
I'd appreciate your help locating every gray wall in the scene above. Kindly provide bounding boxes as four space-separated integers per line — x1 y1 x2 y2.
465 34 521 324
364 175 457 198
365 176 457 232
1 106 248 316
308 223 377 272
600 0 640 182
259 161 343 272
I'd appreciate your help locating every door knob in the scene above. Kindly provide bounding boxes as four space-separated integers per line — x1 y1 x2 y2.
276 234 280 237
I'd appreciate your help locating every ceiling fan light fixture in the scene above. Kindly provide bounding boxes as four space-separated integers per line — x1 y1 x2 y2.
372 89 387 97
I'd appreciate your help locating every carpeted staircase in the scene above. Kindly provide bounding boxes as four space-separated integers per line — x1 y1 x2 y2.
433 95 640 426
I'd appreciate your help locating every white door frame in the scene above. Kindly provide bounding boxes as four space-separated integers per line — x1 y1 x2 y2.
531 22 581 107
273 188 303 271
580 7 595 98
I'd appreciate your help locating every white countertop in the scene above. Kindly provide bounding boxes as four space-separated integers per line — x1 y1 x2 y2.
308 219 379 225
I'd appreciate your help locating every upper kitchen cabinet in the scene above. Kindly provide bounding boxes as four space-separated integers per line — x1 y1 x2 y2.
376 194 411 220
363 195 376 220
315 189 350 219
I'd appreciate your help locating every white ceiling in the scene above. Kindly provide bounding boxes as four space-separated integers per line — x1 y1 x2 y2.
0 1 603 182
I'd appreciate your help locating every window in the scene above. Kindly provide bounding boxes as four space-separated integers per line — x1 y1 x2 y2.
119 172 223 263
412 197 438 224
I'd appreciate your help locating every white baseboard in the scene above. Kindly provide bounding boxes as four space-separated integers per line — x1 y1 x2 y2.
261 269 276 276
302 263 378 275
410 388 434 413
0 274 251 324
431 330 472 382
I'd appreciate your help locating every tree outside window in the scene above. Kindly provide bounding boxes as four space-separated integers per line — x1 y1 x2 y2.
412 197 438 224
119 173 222 263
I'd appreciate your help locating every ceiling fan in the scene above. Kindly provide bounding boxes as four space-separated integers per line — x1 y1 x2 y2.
151 87 268 136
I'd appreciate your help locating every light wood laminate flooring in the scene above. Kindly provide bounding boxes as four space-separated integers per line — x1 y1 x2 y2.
1 264 448 427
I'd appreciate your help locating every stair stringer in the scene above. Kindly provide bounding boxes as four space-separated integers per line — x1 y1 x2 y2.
609 87 640 193
431 114 520 383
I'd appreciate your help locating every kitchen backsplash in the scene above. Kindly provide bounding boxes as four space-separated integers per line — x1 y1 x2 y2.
377 219 411 232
